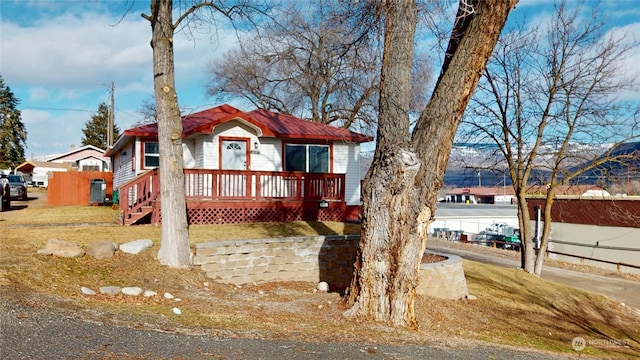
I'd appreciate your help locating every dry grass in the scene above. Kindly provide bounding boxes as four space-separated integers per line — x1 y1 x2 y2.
1 188 639 358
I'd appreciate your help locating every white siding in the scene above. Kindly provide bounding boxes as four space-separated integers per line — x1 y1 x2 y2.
112 141 136 189
195 136 205 168
250 138 282 171
208 120 262 170
183 139 196 168
200 134 217 169
334 142 362 206
78 158 105 171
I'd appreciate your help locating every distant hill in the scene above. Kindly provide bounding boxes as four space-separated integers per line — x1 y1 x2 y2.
571 141 640 185
359 142 640 188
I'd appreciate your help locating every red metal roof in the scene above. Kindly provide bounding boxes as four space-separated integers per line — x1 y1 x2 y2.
122 104 372 143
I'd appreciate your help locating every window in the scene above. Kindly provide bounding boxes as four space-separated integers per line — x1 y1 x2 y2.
144 142 159 168
285 144 329 173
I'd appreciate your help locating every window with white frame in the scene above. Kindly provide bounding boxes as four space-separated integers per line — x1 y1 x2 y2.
143 142 159 168
284 144 329 173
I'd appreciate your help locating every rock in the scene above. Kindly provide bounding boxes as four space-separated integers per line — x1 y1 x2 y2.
99 286 122 295
143 290 157 297
87 241 117 260
119 239 153 254
122 287 143 296
164 292 175 300
37 248 52 255
465 294 477 301
316 281 329 292
172 307 182 315
81 287 96 295
45 239 85 258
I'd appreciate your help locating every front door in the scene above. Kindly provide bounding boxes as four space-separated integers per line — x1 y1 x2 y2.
220 140 248 197
221 140 247 170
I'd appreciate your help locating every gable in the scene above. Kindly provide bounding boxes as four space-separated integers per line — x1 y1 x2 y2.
48 145 107 162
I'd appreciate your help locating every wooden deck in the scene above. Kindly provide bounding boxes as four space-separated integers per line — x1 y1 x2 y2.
118 169 347 225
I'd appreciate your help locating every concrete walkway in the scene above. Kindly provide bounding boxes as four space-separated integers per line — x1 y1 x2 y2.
428 245 640 310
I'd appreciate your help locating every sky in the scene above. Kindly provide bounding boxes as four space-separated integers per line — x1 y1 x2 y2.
1 0 640 159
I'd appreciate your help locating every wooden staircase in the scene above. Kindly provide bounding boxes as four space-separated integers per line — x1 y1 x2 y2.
118 169 160 226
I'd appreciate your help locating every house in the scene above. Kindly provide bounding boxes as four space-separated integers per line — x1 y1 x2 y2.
106 104 373 225
14 160 74 187
47 144 111 172
526 196 640 275
443 184 610 205
443 186 516 204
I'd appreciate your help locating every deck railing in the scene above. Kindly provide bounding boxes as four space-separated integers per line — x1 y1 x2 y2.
119 168 345 224
183 169 345 201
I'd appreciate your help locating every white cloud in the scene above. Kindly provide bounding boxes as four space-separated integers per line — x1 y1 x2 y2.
2 4 243 158
2 12 150 90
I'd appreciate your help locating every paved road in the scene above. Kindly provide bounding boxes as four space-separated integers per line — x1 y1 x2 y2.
428 245 640 310
0 294 570 360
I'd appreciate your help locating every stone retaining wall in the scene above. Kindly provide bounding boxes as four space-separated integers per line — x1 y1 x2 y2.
416 251 468 300
194 236 468 300
194 235 359 289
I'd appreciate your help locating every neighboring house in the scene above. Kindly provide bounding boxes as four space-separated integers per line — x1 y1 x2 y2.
47 145 111 172
526 196 640 275
106 104 373 225
14 161 74 187
444 186 517 204
443 184 610 205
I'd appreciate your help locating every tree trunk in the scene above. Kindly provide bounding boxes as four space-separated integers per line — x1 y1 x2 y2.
344 0 419 327
150 0 191 268
346 0 517 327
533 191 555 275
516 194 536 273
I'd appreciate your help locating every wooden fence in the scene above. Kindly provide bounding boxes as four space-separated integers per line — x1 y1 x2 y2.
47 171 113 206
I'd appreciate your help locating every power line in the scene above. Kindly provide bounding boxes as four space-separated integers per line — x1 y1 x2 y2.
21 106 93 113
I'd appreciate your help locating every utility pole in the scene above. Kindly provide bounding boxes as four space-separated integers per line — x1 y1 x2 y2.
108 82 114 148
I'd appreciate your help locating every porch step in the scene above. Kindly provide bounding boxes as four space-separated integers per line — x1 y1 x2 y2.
124 206 154 226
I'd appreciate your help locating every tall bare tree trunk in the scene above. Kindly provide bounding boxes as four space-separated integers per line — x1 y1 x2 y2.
516 193 536 273
149 0 191 268
345 0 419 327
534 190 555 275
346 0 517 327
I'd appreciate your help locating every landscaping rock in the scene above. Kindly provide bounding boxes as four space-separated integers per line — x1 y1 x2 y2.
99 286 122 295
119 239 153 254
143 290 157 297
87 241 117 260
122 287 143 296
316 281 329 292
44 239 85 258
81 287 96 295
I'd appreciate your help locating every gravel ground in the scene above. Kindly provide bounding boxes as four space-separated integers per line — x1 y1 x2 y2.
0 291 572 360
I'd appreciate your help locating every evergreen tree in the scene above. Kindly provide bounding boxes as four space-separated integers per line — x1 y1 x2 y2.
0 76 27 169
81 102 120 149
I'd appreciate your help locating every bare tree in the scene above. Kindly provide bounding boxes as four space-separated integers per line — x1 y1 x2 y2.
134 96 158 126
141 0 269 268
345 0 517 327
462 1 640 275
206 0 431 135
